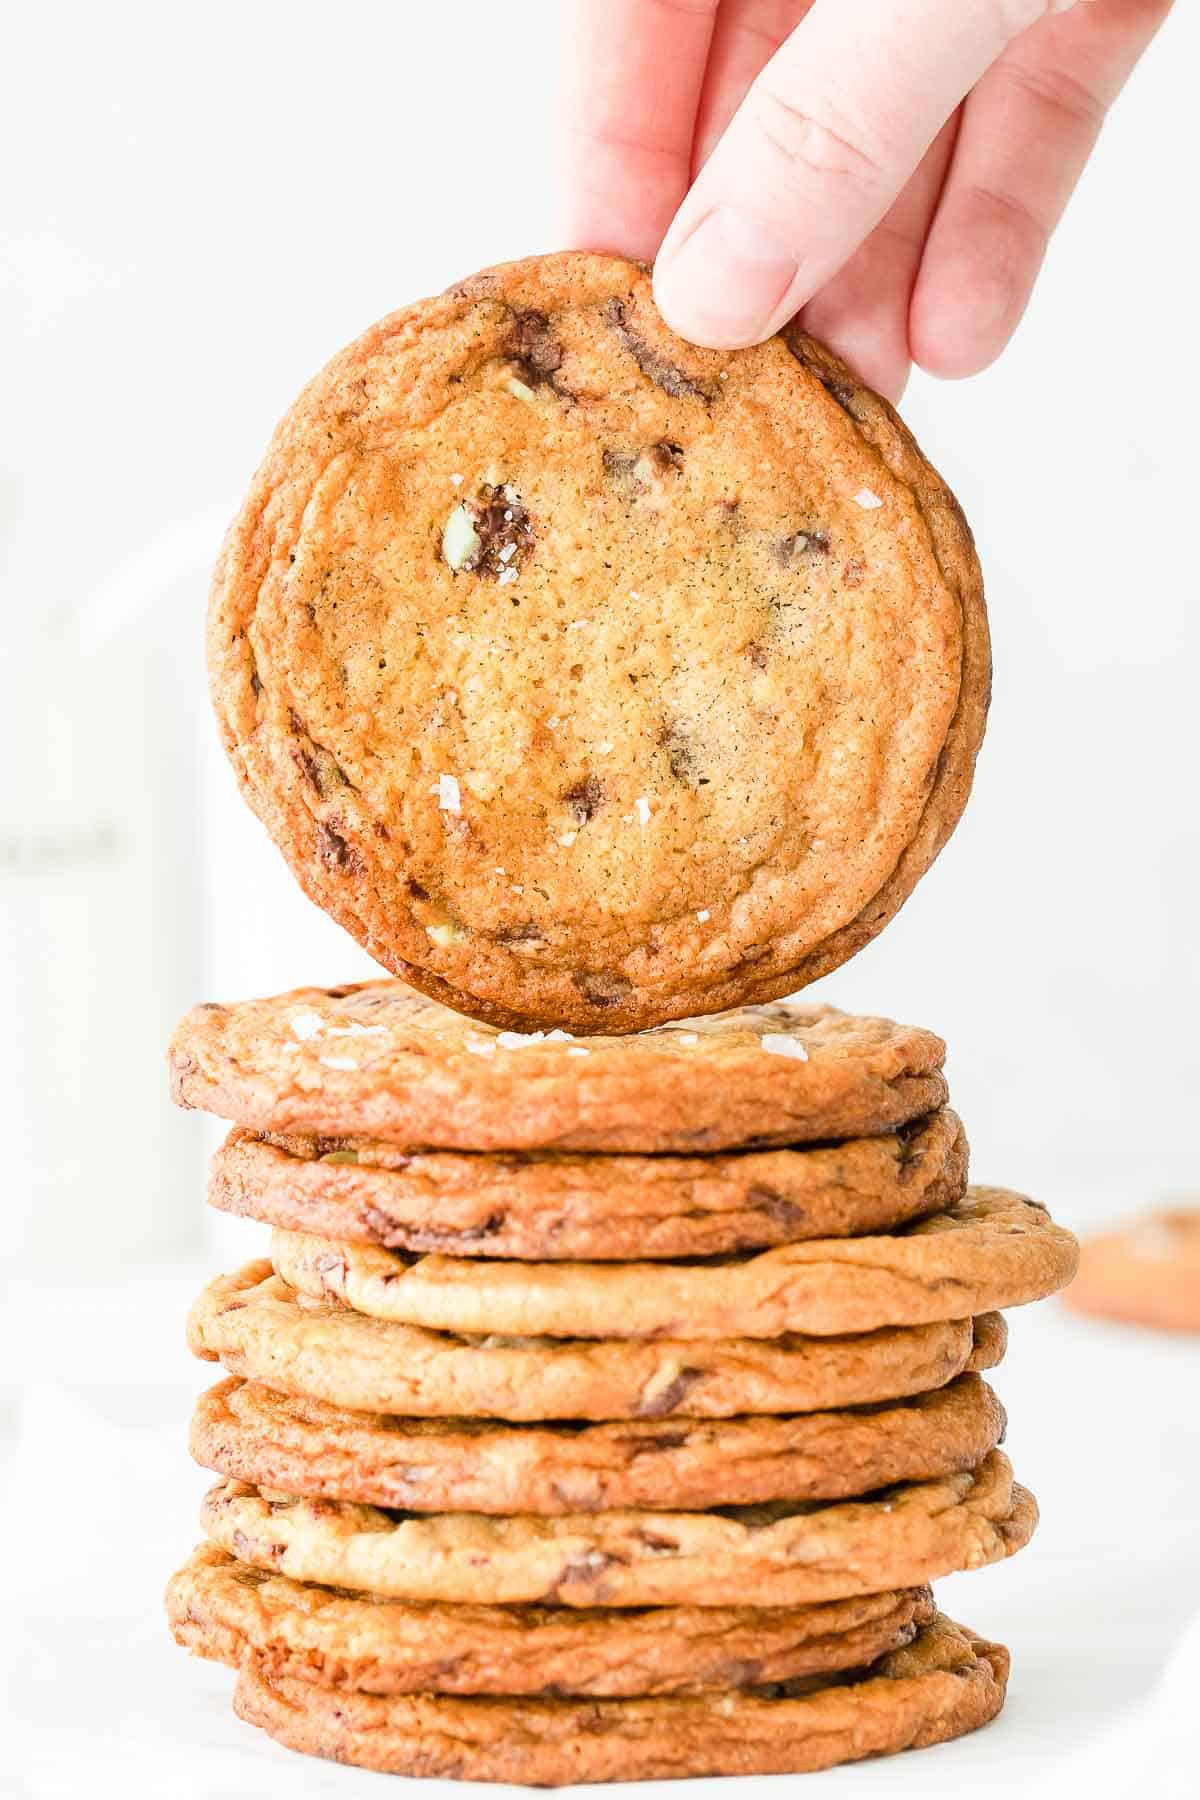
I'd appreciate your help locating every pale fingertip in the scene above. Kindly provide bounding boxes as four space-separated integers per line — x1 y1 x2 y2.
908 256 1030 379
653 208 803 348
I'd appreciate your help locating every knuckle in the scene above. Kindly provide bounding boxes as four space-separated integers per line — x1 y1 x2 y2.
748 86 887 192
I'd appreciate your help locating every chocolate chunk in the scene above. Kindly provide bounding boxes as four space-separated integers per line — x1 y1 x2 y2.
785 336 862 415
636 1528 680 1553
572 970 634 1010
512 309 563 384
550 1551 622 1597
637 1367 702 1418
563 775 604 824
659 722 707 790
746 1185 809 1232
292 743 345 799
231 1528 282 1568
463 483 534 579
774 529 831 565
315 1249 349 1288
315 823 362 875
604 297 712 400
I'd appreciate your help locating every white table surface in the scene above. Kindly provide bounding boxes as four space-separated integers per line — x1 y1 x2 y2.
4 1236 1198 1800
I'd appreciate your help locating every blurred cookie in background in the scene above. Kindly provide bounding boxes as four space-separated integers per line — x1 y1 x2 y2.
1063 1206 1200 1333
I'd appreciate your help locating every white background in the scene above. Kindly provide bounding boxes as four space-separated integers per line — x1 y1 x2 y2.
2 2 1197 1795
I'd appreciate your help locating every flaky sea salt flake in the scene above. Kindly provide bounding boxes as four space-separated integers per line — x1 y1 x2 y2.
436 773 461 813
318 1055 358 1071
289 1011 324 1041
854 488 883 510
635 796 651 827
761 1033 809 1061
696 909 710 923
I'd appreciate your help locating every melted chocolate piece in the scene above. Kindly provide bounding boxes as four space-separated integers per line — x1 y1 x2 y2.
463 483 534 579
563 775 605 824
604 297 712 400
511 309 563 384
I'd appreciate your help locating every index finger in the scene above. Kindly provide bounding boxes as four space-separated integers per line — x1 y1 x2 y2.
562 0 720 261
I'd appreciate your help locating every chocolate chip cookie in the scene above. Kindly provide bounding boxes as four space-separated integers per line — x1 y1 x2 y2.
201 1450 1033 1606
187 1261 1006 1420
168 1543 936 1698
170 982 948 1152
210 1107 966 1260
1063 1206 1200 1333
208 252 988 1032
191 1372 1005 1513
271 1187 1077 1339
230 1614 1008 1783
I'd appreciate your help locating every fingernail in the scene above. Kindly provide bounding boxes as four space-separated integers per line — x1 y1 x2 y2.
654 208 800 348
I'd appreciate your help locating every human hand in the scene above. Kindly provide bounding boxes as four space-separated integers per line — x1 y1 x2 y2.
563 0 1171 398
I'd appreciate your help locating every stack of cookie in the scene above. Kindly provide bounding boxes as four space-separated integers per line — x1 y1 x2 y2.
165 249 1077 1779
166 982 1077 1783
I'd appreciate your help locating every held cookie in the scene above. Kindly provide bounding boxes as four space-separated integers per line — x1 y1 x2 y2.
230 1614 1008 1784
191 1373 1006 1514
273 1187 1077 1340
210 1108 967 1260
1063 1207 1200 1333
167 1544 936 1698
208 251 988 1033
201 1450 1034 1607
187 1261 1006 1421
170 983 948 1152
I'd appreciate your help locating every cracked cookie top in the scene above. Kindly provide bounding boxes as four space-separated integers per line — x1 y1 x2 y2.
209 252 988 1031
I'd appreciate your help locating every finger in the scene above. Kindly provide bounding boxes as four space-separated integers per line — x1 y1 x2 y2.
653 0 1071 349
692 0 811 175
798 115 959 403
561 0 720 261
910 0 1174 376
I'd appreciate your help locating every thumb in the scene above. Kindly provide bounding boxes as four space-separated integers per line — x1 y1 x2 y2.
653 0 1082 349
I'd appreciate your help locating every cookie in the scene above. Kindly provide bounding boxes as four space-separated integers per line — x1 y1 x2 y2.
208 252 988 1033
188 1262 1006 1421
1063 1207 1200 1333
272 1187 1076 1340
231 1613 1007 1784
210 1108 967 1260
200 1449 1033 1608
167 1544 936 1698
169 983 948 1152
191 1373 1005 1514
